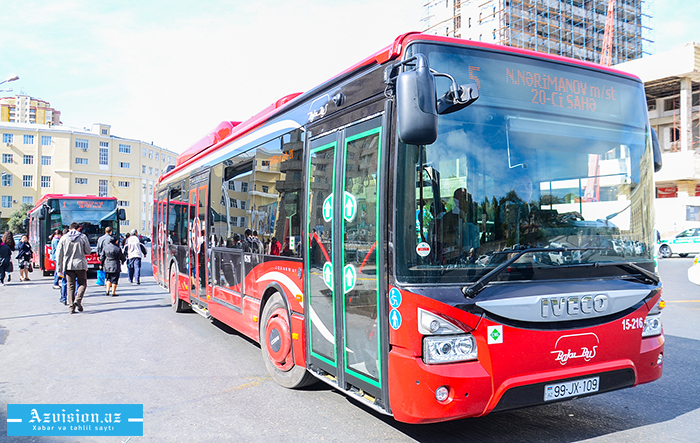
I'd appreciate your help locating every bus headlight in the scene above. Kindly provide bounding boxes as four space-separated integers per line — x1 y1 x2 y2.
642 298 664 338
642 314 662 337
423 334 477 364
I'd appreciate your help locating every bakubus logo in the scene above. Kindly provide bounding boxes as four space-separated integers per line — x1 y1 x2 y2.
551 333 600 366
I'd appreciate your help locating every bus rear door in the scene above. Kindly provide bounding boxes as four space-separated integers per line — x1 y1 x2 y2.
306 115 385 400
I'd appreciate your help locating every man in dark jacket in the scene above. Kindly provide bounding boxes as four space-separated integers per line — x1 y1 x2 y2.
96 227 114 260
100 236 126 296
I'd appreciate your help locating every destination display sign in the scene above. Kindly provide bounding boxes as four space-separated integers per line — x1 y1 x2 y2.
422 44 646 127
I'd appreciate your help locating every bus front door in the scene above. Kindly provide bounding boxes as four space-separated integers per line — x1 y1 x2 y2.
188 178 209 307
307 116 384 400
155 190 168 285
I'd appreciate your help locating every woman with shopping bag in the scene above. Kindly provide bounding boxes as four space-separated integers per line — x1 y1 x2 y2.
100 235 126 296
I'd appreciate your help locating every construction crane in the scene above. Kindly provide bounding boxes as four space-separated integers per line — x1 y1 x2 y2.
600 0 616 66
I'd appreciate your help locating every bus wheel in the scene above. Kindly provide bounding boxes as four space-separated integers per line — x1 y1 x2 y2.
170 265 188 313
261 292 315 389
659 244 672 259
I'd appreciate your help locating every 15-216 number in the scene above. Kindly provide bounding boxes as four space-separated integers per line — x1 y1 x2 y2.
622 317 644 331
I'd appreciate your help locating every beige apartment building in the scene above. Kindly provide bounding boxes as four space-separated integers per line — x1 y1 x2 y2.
0 120 177 236
0 95 61 126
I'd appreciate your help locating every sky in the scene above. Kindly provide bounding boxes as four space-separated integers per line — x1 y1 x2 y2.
0 0 697 154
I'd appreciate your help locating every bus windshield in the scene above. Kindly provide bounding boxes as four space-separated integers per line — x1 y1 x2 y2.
50 199 119 245
395 43 655 285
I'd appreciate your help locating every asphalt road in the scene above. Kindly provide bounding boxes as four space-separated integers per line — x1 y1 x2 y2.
0 255 698 442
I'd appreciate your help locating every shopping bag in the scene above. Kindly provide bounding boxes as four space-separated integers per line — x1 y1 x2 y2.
96 270 106 286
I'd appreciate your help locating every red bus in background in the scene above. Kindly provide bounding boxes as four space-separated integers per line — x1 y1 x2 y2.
27 194 126 275
152 33 664 424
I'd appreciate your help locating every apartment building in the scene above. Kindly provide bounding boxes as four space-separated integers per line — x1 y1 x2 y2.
0 95 61 126
0 121 177 235
422 0 653 65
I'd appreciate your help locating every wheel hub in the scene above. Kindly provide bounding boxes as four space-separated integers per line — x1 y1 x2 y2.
266 308 293 370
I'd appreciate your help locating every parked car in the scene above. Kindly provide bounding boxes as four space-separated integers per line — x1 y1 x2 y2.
658 228 700 258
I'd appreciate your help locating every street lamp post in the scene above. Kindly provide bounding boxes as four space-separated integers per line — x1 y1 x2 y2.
0 75 19 93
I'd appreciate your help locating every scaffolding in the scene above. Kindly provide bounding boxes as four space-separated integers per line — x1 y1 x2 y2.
422 0 654 65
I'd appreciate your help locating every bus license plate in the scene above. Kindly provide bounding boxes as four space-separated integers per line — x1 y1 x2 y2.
544 376 599 401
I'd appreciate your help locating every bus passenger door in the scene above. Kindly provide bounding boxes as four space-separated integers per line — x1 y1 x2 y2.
156 190 168 285
188 178 209 305
307 116 384 399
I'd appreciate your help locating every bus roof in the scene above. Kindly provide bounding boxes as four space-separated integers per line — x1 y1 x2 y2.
163 32 642 183
29 194 117 213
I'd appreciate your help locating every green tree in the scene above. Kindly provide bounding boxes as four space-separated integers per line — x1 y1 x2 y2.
7 203 33 234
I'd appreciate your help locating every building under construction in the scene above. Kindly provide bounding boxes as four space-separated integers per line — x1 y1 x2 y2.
422 0 654 65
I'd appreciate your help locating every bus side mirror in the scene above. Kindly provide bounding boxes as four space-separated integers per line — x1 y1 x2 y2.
651 127 662 172
37 207 46 220
396 53 438 146
118 208 126 221
23 217 29 230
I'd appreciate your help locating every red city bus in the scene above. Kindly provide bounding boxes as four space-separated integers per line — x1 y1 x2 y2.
27 194 126 275
152 33 664 424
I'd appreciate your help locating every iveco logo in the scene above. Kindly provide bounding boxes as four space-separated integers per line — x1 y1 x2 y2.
541 294 609 318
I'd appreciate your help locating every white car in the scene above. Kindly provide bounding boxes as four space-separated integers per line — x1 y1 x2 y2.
658 228 700 258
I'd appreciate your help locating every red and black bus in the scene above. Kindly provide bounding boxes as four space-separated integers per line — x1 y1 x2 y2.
27 194 126 275
152 33 664 423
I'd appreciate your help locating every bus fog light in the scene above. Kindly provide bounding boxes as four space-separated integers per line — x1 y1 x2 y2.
642 314 662 337
423 334 477 364
657 353 663 365
435 386 450 402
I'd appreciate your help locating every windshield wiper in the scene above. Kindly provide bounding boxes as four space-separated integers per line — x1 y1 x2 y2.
462 247 606 298
593 261 660 285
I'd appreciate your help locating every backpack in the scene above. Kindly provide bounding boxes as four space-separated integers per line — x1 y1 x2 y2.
253 238 264 254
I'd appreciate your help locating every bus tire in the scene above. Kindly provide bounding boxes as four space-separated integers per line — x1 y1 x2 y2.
659 244 672 258
261 292 315 389
43 270 52 277
170 265 188 313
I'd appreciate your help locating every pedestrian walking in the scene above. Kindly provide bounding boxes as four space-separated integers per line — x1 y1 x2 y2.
55 228 69 304
15 235 33 281
55 222 91 314
100 235 126 296
252 230 264 254
50 230 63 290
126 229 146 285
270 237 281 255
96 226 114 266
0 232 14 286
